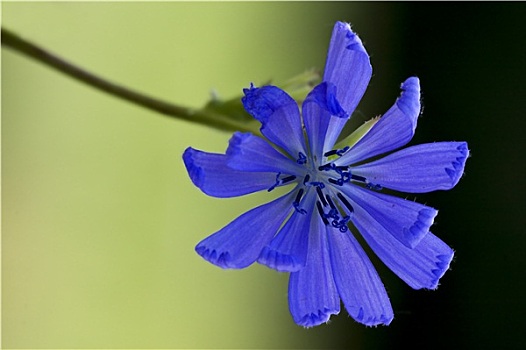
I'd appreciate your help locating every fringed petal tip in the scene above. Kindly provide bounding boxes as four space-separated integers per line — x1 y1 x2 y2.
195 244 235 269
182 146 276 197
333 21 368 56
398 76 421 128
444 142 470 188
241 84 294 124
225 132 248 157
404 208 438 248
295 308 340 328
352 307 394 327
182 147 204 188
258 247 304 273
428 249 455 290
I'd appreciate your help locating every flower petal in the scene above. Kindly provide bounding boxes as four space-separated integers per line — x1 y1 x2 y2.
183 147 276 198
336 77 421 166
288 213 340 327
303 82 348 161
353 142 469 193
327 226 394 326
257 190 316 272
339 185 437 249
242 85 306 158
322 22 372 150
226 132 304 175
352 202 454 290
195 192 294 269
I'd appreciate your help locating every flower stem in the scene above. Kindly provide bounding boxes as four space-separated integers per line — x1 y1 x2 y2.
1 27 260 134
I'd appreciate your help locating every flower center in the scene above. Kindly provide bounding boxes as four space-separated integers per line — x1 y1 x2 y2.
297 147 357 232
266 146 382 233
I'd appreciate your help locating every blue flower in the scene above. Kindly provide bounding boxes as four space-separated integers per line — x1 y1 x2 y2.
183 22 469 328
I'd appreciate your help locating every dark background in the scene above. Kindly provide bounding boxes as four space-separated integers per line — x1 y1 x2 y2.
309 3 526 349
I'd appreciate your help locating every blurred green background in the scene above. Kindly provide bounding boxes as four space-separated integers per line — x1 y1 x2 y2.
2 2 525 349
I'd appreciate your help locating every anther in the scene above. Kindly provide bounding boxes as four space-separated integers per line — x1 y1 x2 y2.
351 174 367 183
297 152 307 165
281 175 297 184
293 189 306 215
316 201 329 225
318 163 334 171
323 146 349 158
325 195 336 209
303 174 311 185
323 150 338 157
294 188 304 204
328 178 342 186
316 187 328 207
337 193 354 213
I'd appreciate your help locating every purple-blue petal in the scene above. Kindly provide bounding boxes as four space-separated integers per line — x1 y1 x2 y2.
351 202 454 290
353 142 469 193
226 132 304 176
258 189 315 272
242 85 306 158
288 214 340 327
322 22 372 150
303 82 348 161
339 185 437 249
195 192 295 269
336 77 421 166
327 226 394 326
183 147 277 198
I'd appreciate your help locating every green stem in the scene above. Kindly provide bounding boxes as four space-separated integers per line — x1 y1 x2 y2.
1 27 259 134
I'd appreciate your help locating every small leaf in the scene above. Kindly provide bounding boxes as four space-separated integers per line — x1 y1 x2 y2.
277 68 321 104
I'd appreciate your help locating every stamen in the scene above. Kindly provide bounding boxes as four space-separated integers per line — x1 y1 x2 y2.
351 174 367 183
318 163 334 171
307 181 326 189
335 146 349 156
297 152 307 165
317 195 349 232
337 193 354 213
366 183 383 191
333 215 350 232
294 188 304 204
325 195 336 209
281 175 297 184
316 187 328 207
293 202 307 215
328 178 342 186
316 201 329 225
323 146 349 158
327 208 339 220
268 174 297 192
303 174 311 185
293 189 306 215
267 172 282 192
